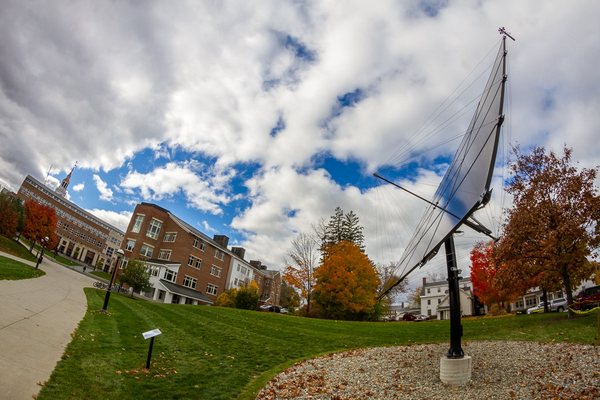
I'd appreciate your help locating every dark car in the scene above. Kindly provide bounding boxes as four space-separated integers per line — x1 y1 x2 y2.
573 285 600 310
402 313 417 321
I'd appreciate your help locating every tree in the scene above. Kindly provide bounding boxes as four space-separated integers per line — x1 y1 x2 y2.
409 286 422 307
469 241 517 310
283 231 320 314
118 259 151 297
279 280 300 310
376 262 407 302
313 241 380 320
0 193 20 237
321 207 366 254
215 288 238 308
494 146 600 318
235 281 260 310
22 200 57 251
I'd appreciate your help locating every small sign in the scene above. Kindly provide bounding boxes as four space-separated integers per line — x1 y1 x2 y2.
142 328 162 340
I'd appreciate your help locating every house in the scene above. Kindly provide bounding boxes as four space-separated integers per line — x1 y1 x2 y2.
16 173 124 269
420 277 478 319
120 202 280 306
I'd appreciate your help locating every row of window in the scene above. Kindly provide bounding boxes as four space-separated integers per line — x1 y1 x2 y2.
151 267 218 296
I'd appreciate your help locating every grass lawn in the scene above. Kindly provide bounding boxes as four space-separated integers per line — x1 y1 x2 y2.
90 270 112 280
0 235 37 262
0 255 45 280
37 289 598 400
44 251 82 267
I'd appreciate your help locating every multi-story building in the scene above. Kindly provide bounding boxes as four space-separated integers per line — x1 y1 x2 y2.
420 277 478 319
122 202 280 306
16 173 124 269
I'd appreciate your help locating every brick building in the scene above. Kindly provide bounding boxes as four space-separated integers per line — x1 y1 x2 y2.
17 173 124 269
122 202 281 306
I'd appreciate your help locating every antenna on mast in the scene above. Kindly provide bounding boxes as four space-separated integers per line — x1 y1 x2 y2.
44 164 54 185
498 27 516 41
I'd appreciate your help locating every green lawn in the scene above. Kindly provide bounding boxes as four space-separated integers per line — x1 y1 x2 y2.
37 289 598 400
0 255 45 280
0 235 37 262
90 270 112 280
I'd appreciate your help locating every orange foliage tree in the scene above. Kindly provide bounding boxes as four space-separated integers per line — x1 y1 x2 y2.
0 193 20 237
282 232 319 314
312 240 380 320
493 146 600 318
22 199 58 251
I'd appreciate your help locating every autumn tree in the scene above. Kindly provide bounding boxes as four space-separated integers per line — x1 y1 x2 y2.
494 146 600 318
280 280 300 310
22 200 57 252
118 259 151 297
283 231 320 314
313 241 380 320
0 193 21 237
215 288 238 307
376 262 407 303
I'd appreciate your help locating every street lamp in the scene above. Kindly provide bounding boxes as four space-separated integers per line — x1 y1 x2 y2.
102 248 125 312
35 236 49 269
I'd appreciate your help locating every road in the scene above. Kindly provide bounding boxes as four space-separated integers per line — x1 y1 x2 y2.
0 251 95 399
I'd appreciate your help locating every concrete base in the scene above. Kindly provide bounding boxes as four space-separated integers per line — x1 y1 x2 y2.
440 355 472 385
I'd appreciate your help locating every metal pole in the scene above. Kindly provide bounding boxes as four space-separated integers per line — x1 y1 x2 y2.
445 235 464 358
146 337 155 369
101 250 123 312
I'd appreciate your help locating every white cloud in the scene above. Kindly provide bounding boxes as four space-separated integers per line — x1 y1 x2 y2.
86 208 132 233
93 174 113 201
72 183 85 192
120 161 233 215
1 1 599 281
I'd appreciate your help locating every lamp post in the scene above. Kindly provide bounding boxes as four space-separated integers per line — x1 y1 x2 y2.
35 236 49 269
102 248 125 312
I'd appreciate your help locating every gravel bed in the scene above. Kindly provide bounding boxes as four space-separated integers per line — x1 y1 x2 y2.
256 341 599 400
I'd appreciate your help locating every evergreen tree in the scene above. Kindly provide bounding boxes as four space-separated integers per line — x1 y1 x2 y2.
321 207 366 253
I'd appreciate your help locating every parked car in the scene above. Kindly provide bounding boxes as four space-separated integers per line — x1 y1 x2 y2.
548 298 567 312
573 285 600 310
401 313 417 321
527 302 545 314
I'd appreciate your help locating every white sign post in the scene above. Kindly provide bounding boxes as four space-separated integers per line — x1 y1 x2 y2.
142 329 162 369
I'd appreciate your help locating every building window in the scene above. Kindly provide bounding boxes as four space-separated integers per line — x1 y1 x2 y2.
164 269 177 282
427 299 431 305
146 218 162 240
192 237 205 251
158 249 172 261
215 249 225 261
125 239 135 251
188 255 202 269
150 267 159 277
183 275 197 289
206 283 218 296
106 247 114 257
140 244 154 258
132 215 144 233
210 265 222 278
163 232 177 242
438 299 441 304
427 288 430 294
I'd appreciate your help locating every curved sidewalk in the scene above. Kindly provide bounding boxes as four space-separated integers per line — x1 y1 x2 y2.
0 251 96 399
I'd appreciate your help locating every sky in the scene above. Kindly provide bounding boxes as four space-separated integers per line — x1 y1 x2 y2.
1 1 599 292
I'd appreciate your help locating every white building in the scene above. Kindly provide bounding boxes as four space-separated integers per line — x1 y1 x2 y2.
420 277 476 319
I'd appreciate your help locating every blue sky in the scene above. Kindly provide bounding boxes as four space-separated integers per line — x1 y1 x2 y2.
1 1 599 285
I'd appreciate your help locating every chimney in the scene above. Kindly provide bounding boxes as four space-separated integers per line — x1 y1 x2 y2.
250 260 262 269
213 235 229 248
422 277 427 287
231 247 246 260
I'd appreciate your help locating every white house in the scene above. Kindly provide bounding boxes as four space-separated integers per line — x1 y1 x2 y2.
420 277 475 319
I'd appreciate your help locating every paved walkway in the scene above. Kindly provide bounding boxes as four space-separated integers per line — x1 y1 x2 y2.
0 251 96 399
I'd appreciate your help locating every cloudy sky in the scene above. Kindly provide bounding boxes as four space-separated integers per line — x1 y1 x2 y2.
1 1 599 288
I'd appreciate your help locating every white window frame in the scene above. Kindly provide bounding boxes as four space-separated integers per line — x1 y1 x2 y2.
163 232 177 242
164 269 177 282
188 255 202 269
192 237 205 251
183 275 197 289
206 283 218 296
210 265 222 278
132 214 144 233
140 243 154 258
158 249 172 261
215 249 225 261
146 218 163 240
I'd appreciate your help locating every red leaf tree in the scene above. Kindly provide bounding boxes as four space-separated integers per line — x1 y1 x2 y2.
22 199 58 251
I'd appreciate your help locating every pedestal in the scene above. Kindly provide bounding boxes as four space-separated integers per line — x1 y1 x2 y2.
440 355 472 385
